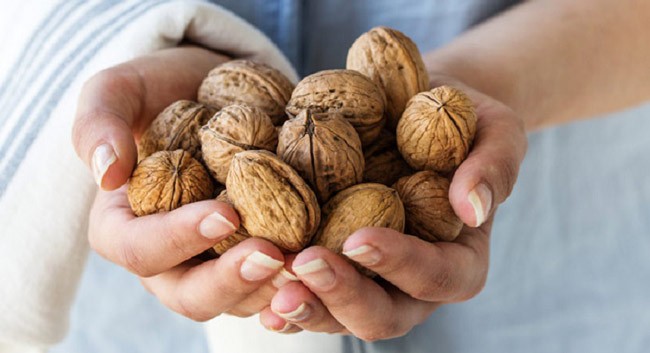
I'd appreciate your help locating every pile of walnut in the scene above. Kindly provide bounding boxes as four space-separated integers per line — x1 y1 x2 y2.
127 26 477 275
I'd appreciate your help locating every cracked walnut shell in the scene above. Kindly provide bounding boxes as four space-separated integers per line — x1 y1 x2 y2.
313 183 405 275
226 150 320 252
347 26 429 131
137 100 216 162
363 129 413 186
397 86 477 173
286 69 386 146
277 110 364 203
200 105 278 184
197 60 294 125
127 150 214 216
394 171 462 242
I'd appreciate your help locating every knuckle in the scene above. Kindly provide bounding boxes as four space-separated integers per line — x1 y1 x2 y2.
176 293 214 322
120 240 153 277
355 320 400 342
414 268 457 301
378 252 413 277
226 308 255 318
489 155 519 201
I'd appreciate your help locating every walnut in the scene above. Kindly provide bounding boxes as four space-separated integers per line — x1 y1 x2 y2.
200 105 278 184
397 86 477 173
137 100 216 162
212 190 250 255
197 60 294 125
313 183 405 276
286 69 386 146
226 150 320 252
394 171 462 242
277 110 364 203
363 129 414 186
347 26 429 131
127 150 214 216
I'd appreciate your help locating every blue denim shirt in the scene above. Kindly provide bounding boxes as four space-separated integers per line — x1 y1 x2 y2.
214 0 519 76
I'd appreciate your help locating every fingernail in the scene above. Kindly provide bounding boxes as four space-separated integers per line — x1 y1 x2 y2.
92 143 117 188
342 245 381 266
272 268 299 288
199 212 237 239
293 259 335 289
468 183 492 227
267 322 294 333
240 251 284 281
275 303 311 322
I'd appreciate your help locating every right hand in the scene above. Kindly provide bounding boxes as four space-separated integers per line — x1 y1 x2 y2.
72 46 287 321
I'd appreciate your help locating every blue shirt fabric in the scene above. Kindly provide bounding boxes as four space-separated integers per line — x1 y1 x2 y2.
52 1 650 352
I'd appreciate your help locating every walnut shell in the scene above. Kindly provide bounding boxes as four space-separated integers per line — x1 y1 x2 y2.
286 69 386 146
394 171 462 242
137 100 216 162
197 60 294 125
212 190 250 255
226 150 320 252
347 26 429 131
127 150 214 216
397 86 477 173
200 105 278 184
363 129 414 186
277 110 364 203
313 183 405 275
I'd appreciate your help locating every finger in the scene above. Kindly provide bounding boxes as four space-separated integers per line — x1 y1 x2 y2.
449 95 527 227
141 238 284 322
291 247 433 341
259 307 303 334
342 225 490 303
72 46 228 190
89 187 239 277
268 281 347 334
226 282 277 318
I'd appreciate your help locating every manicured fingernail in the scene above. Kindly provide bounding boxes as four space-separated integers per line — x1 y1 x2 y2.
199 212 237 239
272 268 299 288
240 251 284 281
468 183 492 227
342 245 381 266
293 259 335 289
275 303 311 322
92 143 117 188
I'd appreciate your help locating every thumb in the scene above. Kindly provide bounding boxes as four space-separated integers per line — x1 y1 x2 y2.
449 99 527 227
72 67 142 190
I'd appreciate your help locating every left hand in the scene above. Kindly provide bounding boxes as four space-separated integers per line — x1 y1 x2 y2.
257 78 527 340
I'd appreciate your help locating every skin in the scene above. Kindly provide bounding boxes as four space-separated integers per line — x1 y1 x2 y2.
72 0 650 341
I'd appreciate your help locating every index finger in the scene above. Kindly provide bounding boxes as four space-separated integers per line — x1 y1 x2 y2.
89 186 240 277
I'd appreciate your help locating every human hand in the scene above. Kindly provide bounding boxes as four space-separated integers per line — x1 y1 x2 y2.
72 47 288 321
258 79 527 340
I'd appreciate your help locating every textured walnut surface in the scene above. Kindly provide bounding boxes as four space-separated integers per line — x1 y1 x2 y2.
197 60 294 125
226 150 320 252
347 26 429 131
313 183 404 275
397 86 477 173
213 190 250 254
394 171 462 242
137 100 216 162
363 129 413 186
127 150 214 216
277 110 364 203
286 69 386 146
200 105 278 184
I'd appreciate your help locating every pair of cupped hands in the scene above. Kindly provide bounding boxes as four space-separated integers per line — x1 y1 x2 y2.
72 46 526 341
